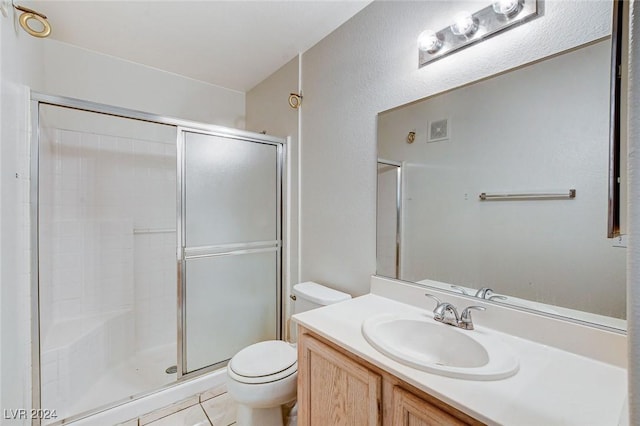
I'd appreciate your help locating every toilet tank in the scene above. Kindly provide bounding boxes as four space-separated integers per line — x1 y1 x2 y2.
292 281 351 314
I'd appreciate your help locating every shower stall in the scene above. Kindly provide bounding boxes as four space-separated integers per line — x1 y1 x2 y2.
32 94 284 424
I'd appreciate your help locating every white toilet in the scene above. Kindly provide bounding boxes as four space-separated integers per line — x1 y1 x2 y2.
226 281 351 426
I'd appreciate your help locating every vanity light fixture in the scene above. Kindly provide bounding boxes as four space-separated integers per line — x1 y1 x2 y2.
417 30 443 54
492 0 525 19
450 12 479 38
418 0 541 67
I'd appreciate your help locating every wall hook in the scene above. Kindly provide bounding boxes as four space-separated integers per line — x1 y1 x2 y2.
288 93 302 109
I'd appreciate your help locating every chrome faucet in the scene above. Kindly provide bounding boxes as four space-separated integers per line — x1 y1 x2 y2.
474 287 494 298
451 285 507 302
458 306 486 330
450 285 470 295
425 294 460 326
425 294 486 330
474 287 508 302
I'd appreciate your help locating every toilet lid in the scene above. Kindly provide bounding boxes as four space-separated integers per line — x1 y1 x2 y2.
230 340 297 379
228 361 297 384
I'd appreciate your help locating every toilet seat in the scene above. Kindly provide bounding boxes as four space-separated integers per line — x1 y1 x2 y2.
228 362 297 384
229 340 297 384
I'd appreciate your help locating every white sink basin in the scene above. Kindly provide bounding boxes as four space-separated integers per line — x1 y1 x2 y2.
361 313 519 380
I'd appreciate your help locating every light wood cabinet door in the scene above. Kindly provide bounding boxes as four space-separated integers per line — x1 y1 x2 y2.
392 386 469 426
298 333 382 426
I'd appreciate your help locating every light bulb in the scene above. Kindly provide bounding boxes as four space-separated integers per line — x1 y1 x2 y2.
492 0 524 18
417 30 443 54
450 12 478 37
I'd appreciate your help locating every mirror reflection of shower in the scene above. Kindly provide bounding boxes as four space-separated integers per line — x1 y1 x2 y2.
376 160 402 279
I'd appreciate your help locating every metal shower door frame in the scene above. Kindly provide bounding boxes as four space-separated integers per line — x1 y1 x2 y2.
376 159 403 280
29 91 286 425
176 126 284 378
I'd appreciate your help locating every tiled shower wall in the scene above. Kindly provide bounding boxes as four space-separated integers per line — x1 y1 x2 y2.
133 232 176 351
38 108 177 406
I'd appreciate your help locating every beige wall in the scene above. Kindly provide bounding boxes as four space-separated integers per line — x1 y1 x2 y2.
43 39 246 128
297 0 612 297
245 55 300 339
627 2 640 423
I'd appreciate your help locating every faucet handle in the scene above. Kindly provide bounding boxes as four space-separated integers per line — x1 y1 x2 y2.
450 285 470 295
459 306 486 330
488 295 507 301
474 287 494 299
424 293 442 307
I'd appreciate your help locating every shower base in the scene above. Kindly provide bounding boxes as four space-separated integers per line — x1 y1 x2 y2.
45 343 176 425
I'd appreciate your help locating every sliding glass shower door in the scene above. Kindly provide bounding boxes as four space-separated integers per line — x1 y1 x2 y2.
33 93 286 424
179 129 282 374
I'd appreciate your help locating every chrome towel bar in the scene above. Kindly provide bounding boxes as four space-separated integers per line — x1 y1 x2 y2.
479 189 576 201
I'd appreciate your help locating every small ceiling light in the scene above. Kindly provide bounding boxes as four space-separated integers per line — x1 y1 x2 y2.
450 12 478 37
492 0 524 18
417 30 443 54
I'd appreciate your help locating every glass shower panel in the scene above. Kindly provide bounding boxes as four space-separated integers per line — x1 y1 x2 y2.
182 131 280 374
184 132 277 246
185 251 277 372
37 104 177 423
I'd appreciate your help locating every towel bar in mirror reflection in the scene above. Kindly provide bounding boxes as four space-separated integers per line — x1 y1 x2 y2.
478 189 576 201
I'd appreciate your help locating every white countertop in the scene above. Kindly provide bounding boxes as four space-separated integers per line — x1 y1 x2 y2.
293 294 627 426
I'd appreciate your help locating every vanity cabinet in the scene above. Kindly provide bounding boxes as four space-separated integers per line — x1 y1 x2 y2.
391 386 468 426
297 329 382 425
297 326 483 426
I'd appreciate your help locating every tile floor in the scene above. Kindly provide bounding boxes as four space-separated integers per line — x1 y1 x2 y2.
118 386 237 426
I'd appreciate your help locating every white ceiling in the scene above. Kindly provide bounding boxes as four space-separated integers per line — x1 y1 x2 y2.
25 1 372 92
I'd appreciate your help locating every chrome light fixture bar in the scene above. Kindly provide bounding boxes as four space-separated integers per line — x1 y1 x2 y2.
418 0 541 67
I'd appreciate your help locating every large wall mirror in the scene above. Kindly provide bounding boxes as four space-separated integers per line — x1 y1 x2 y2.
376 6 626 330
